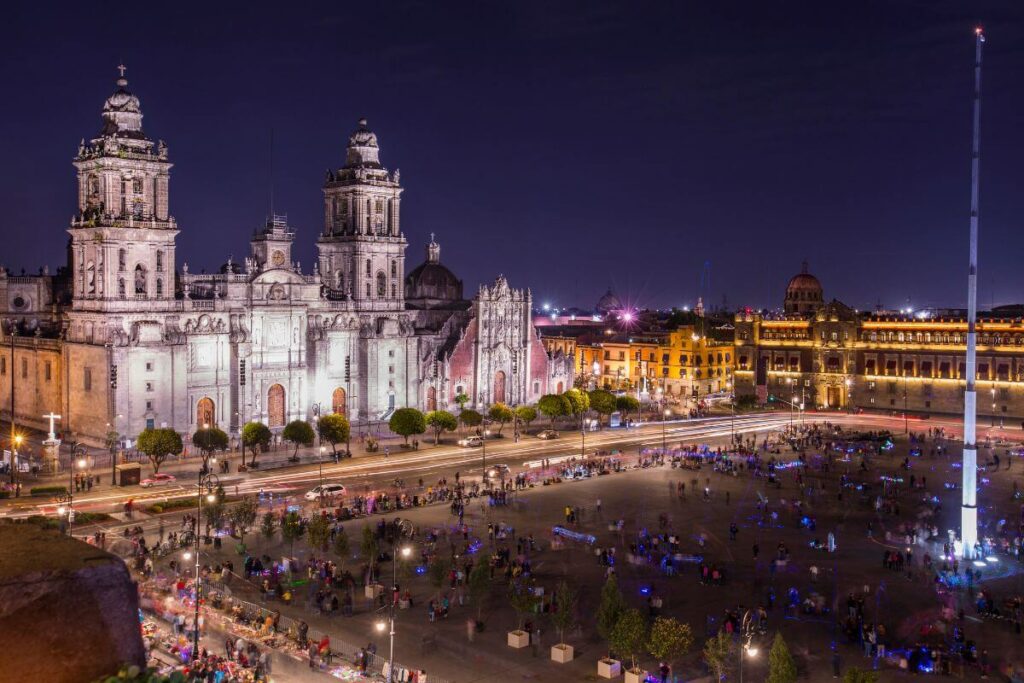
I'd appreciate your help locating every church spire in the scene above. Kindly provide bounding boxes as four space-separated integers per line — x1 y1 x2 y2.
426 233 440 263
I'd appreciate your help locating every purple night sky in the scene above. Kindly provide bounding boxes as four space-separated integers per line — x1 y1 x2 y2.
1 1 1023 311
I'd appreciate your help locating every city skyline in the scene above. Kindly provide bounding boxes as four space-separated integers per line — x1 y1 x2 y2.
2 2 1023 311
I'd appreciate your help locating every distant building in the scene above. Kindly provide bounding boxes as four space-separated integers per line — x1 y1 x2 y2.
735 263 1024 422
0 69 570 445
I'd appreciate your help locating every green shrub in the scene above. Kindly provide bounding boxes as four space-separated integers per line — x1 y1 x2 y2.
30 485 68 497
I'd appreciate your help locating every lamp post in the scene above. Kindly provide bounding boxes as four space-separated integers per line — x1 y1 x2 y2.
55 456 87 537
378 545 413 683
991 386 997 428
738 641 758 683
191 472 219 661
319 445 326 505
8 320 16 486
845 377 853 415
661 406 669 453
726 380 735 444
903 371 909 434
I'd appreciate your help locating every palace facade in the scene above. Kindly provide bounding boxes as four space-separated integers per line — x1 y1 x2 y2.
734 265 1024 423
0 69 571 444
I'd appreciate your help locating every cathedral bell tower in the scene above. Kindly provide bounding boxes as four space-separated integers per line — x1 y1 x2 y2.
68 66 177 313
318 119 406 312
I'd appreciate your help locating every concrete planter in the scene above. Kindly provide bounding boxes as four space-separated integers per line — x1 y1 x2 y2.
624 669 647 683
364 583 383 599
597 658 622 678
507 629 530 649
551 643 574 663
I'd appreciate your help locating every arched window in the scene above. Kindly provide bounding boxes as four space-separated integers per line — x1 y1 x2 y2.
118 278 126 298
132 200 144 218
156 251 164 272
391 260 397 277
86 261 96 294
118 249 126 271
336 271 345 291
366 259 372 277
391 283 396 299
376 272 387 298
134 264 147 295
155 279 163 297
88 175 99 196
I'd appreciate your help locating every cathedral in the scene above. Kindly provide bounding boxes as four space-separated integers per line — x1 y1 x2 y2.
0 68 572 445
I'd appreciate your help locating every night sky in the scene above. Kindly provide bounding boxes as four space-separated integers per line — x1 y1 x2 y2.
2 1 1023 312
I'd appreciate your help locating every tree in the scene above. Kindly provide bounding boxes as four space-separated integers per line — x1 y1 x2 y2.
280 511 304 556
307 513 331 552
332 526 350 570
389 408 426 445
616 395 640 414
610 608 648 672
460 409 483 431
454 392 470 411
647 617 693 677
192 427 229 467
487 403 514 436
203 484 227 533
427 555 451 601
230 496 259 549
317 413 351 459
597 575 627 655
468 560 491 624
562 388 590 417
241 421 272 467
767 632 798 683
361 524 380 580
538 394 571 427
508 578 540 631
588 389 617 426
550 580 578 646
260 511 277 550
282 420 315 459
425 410 458 445
136 428 182 474
843 668 879 683
703 631 734 682
514 405 537 432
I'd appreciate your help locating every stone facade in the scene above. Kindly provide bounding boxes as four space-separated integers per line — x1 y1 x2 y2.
0 69 570 444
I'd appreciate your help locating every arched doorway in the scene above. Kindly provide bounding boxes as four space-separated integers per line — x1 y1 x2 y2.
332 387 347 414
426 387 437 412
493 371 507 404
556 381 564 394
268 384 286 427
196 397 215 428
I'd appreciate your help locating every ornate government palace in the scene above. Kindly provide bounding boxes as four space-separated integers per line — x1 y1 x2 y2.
0 68 572 444
734 264 1024 423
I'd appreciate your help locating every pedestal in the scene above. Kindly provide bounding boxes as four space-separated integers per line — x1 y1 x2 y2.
597 658 621 678
507 630 530 648
41 438 61 474
625 669 647 683
551 644 574 663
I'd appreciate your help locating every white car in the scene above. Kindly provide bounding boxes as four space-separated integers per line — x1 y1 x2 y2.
458 436 483 448
140 473 176 488
305 484 346 501
537 430 559 440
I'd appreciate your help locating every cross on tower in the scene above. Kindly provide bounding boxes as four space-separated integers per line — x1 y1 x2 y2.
117 64 127 78
43 412 62 441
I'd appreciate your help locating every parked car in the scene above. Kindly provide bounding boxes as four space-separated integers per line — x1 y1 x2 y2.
458 436 483 448
140 473 176 488
536 430 559 440
304 484 347 501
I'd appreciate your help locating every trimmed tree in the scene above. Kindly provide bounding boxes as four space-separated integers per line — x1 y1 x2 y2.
508 578 540 631
597 574 627 657
389 408 426 445
241 421 272 467
562 388 590 417
230 496 259 549
703 631 734 682
538 393 571 428
460 409 483 432
260 511 277 550
767 632 798 683
332 526 350 570
280 511 304 556
843 668 879 683
361 524 380 581
317 413 351 459
550 580 578 647
588 389 617 427
468 560 491 624
488 403 514 436
610 608 648 672
192 427 229 468
515 405 537 433
425 410 458 445
136 428 182 474
616 394 640 414
454 392 470 411
647 617 693 678
307 513 331 552
282 420 315 459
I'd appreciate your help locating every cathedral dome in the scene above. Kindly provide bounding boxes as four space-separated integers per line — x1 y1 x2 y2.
405 236 463 304
784 261 823 314
100 67 145 139
596 288 623 315
345 118 382 168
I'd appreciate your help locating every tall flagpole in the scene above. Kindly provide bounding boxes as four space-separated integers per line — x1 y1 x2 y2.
961 27 985 560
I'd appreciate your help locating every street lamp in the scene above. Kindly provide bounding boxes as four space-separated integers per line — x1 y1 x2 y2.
191 472 220 661
54 457 87 537
381 545 413 683
991 386 997 428
319 445 326 505
739 641 758 683
661 408 670 453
